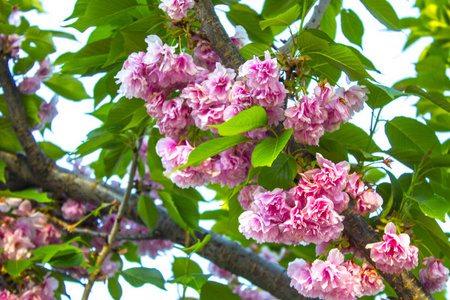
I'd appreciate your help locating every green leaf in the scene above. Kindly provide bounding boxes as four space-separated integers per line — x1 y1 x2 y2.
385 117 441 155
38 142 67 160
172 257 203 278
200 282 240 300
258 153 297 190
158 191 186 229
121 241 141 264
227 4 274 44
138 195 158 232
240 43 271 61
175 135 250 172
0 117 22 153
415 56 450 93
325 123 381 153
360 0 401 31
108 275 123 300
209 106 268 136
169 274 211 294
0 189 52 203
105 97 146 127
121 267 165 290
405 85 450 114
260 4 300 30
44 74 90 101
180 234 211 255
340 9 364 47
412 195 450 222
306 44 372 81
379 169 403 218
4 260 32 277
0 160 6 183
172 194 200 230
363 168 386 184
361 80 405 109
298 29 331 52
251 129 293 167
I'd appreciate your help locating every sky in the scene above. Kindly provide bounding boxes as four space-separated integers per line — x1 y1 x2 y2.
21 0 449 299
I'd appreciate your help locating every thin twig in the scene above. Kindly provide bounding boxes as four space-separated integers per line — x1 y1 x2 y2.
81 132 144 300
278 0 332 55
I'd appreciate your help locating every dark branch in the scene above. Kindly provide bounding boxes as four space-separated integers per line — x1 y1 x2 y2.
0 59 54 176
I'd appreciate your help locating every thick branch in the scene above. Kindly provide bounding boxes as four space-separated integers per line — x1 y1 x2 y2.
193 0 245 72
0 59 54 176
278 0 332 55
0 150 310 300
193 1 434 299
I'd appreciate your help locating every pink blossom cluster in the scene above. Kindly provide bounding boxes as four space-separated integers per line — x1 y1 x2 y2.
0 198 61 261
0 33 23 60
346 172 383 215
0 275 59 300
367 222 418 273
233 285 277 300
18 58 53 95
287 249 384 300
158 0 194 21
419 257 449 293
32 95 59 131
284 82 368 145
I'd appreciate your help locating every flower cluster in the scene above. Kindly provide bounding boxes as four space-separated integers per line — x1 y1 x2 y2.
0 33 23 60
284 82 369 145
158 0 194 21
0 276 59 300
287 249 384 300
366 222 419 273
18 57 53 95
419 257 449 293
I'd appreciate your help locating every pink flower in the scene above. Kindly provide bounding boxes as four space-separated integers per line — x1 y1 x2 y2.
0 290 19 300
283 95 327 145
208 263 235 281
158 97 193 139
193 38 221 71
36 57 53 82
231 25 250 50
145 91 165 119
346 172 364 199
203 63 235 104
136 239 174 258
287 258 319 298
8 6 23 27
193 105 226 132
238 211 280 243
211 144 253 188
3 229 35 260
253 188 291 223
336 85 369 114
18 76 41 95
239 51 279 90
259 245 286 263
182 83 214 111
366 222 419 273
0 33 24 60
360 263 385 296
354 190 383 215
61 199 87 222
232 285 276 300
158 0 194 21
115 51 150 99
419 257 449 293
251 81 287 110
33 95 58 131
238 185 260 210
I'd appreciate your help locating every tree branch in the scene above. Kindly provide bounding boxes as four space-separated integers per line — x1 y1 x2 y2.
0 59 54 176
193 1 434 299
278 0 332 55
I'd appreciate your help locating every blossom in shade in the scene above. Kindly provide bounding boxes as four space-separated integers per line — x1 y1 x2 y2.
137 239 174 258
0 290 19 300
231 25 250 49
18 76 41 95
360 263 385 296
233 285 277 300
238 185 259 210
193 38 221 71
0 33 23 60
3 229 35 260
419 257 449 293
33 95 58 131
366 222 419 273
354 190 383 215
36 57 53 81
61 198 88 222
346 172 365 199
158 0 194 21
208 263 235 281
8 6 23 27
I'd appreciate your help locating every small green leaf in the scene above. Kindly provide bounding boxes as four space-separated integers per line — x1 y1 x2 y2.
4 260 32 277
0 189 52 203
0 160 6 183
105 97 145 127
172 194 200 230
172 257 203 278
412 195 450 222
361 80 405 109
340 9 364 47
405 85 450 114
108 275 123 300
121 267 165 290
240 43 271 61
174 135 250 172
121 241 141 264
251 129 293 167
158 191 186 229
180 234 211 255
325 123 381 153
200 282 240 300
259 4 301 30
258 153 297 190
44 74 90 101
209 106 268 136
38 142 67 160
360 0 401 31
169 274 211 294
138 195 158 232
